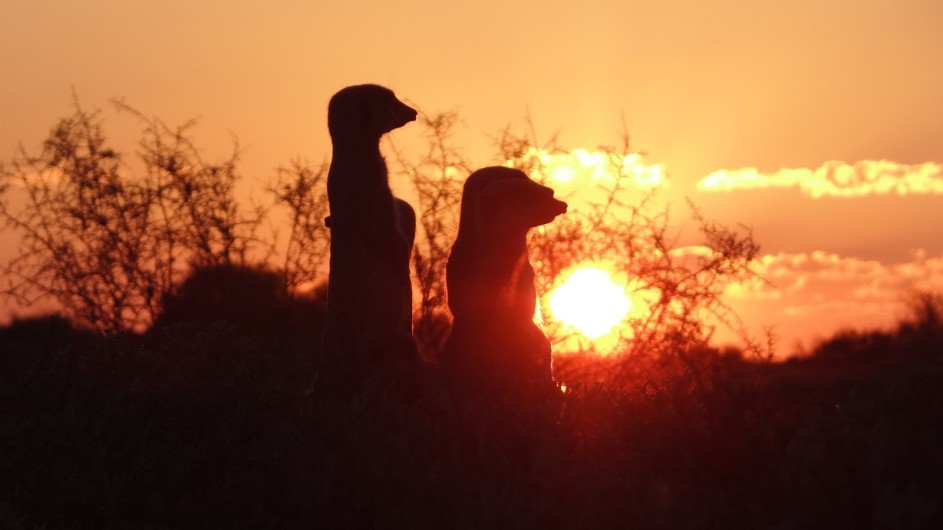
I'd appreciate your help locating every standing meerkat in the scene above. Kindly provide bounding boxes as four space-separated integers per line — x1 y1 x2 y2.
442 166 567 396
321 84 419 375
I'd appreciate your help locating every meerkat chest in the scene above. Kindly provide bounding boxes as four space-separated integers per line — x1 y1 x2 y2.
328 148 389 189
327 151 396 222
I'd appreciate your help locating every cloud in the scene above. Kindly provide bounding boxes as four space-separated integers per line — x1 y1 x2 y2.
697 160 943 198
510 147 668 189
730 250 943 304
718 249 943 351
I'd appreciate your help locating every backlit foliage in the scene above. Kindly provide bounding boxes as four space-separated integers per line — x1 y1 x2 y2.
390 110 471 358
2 98 940 530
1 98 765 377
266 159 330 295
397 114 767 384
0 99 264 333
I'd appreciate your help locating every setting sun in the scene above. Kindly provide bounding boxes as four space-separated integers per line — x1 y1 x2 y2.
549 267 632 339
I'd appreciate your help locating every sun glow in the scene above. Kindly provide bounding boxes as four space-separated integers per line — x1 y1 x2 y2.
508 147 667 189
549 267 632 339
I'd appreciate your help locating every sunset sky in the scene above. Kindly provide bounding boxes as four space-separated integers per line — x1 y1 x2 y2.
2 0 942 353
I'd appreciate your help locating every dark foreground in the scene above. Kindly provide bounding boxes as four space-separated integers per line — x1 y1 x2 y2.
1 315 941 529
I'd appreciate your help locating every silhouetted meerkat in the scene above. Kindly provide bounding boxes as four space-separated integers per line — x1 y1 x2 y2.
321 84 419 372
442 166 567 395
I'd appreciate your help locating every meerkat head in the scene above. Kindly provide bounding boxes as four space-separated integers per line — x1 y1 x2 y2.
328 84 417 145
457 167 526 239
463 166 567 237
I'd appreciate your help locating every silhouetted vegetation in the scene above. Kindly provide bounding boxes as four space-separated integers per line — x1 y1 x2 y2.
0 98 265 334
390 110 470 358
2 99 941 528
266 159 330 296
2 290 941 528
151 264 294 336
2 100 761 372
391 112 765 378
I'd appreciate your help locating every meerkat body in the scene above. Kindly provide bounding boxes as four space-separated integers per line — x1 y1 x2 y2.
442 166 567 395
321 84 419 373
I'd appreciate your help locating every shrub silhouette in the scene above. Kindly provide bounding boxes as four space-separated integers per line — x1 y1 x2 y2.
391 113 765 389
267 159 331 296
388 110 470 359
2 95 942 530
0 313 89 342
151 263 291 335
500 127 764 385
0 97 264 334
2 307 941 528
2 95 764 390
808 289 943 364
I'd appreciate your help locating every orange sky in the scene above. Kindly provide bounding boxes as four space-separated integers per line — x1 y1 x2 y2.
2 0 942 352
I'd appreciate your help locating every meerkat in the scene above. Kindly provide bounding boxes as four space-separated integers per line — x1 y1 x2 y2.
442 166 567 395
321 84 419 374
